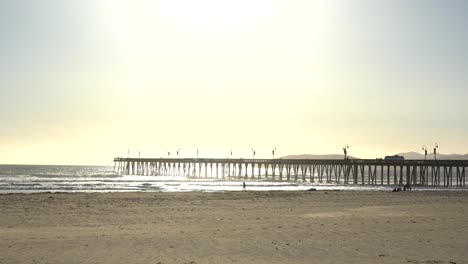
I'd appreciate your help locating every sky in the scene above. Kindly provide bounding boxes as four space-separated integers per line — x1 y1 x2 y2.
1 0 467 165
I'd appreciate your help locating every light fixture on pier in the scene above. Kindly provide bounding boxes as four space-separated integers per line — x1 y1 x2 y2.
343 144 349 160
252 149 256 160
434 143 439 160
272 147 276 159
422 145 428 160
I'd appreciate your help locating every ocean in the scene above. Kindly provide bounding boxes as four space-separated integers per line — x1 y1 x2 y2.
0 164 465 193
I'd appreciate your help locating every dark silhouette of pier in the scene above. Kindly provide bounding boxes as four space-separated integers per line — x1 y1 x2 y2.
113 158 467 187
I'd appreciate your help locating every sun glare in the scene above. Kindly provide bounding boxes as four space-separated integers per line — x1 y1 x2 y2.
150 0 284 36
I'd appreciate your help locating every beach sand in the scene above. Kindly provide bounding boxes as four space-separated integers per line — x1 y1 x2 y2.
1 191 467 264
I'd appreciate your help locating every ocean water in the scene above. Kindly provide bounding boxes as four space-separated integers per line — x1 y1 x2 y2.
0 165 465 193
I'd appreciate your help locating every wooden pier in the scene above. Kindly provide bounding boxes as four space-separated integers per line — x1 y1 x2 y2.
113 158 467 187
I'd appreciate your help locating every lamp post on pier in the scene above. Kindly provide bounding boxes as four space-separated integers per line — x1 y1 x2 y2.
343 144 349 160
252 149 256 160
272 148 276 159
422 146 428 160
434 143 439 161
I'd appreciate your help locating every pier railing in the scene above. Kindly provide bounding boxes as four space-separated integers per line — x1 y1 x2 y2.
113 158 467 187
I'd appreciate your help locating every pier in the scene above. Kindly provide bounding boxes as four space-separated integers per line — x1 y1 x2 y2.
113 158 467 187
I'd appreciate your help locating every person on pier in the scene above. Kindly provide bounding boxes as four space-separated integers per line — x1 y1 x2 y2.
242 182 246 192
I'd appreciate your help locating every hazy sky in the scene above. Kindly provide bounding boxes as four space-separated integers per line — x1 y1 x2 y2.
1 0 467 165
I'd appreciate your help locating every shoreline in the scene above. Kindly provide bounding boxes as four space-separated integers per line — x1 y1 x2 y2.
1 185 467 195
1 191 467 263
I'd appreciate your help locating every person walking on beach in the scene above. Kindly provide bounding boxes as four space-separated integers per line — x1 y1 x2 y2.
242 181 246 192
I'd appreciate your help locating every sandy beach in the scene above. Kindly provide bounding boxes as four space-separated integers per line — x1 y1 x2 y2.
1 191 467 264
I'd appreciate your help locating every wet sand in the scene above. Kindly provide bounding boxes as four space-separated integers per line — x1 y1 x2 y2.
1 191 467 263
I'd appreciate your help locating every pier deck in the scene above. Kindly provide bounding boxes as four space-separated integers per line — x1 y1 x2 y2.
113 158 467 187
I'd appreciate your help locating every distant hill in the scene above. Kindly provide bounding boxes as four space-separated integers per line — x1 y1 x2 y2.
280 152 468 160
280 154 356 160
396 152 468 160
